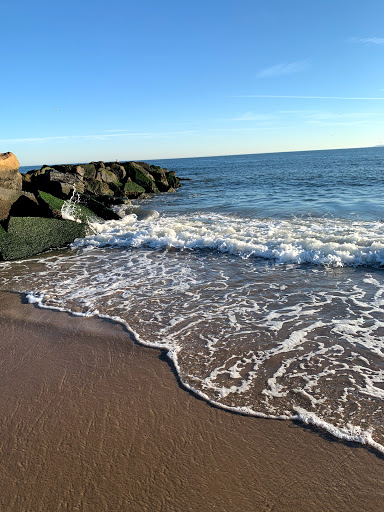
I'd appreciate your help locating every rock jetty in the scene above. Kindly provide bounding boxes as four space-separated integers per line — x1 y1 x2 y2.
0 153 181 260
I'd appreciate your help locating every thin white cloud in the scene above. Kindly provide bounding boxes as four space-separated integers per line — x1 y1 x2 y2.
236 95 384 100
103 129 131 133
308 119 370 127
279 109 380 127
0 130 197 144
209 126 281 133
257 60 308 78
349 37 384 45
232 112 274 121
280 110 379 120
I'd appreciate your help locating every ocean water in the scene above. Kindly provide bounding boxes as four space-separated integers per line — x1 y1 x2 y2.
3 146 384 452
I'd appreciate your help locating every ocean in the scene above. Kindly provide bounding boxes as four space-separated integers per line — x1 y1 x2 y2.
2 146 384 453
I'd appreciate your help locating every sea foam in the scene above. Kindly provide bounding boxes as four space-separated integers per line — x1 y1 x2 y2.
73 210 384 268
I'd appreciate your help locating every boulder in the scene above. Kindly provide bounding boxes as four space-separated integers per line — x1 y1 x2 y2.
0 187 22 222
149 167 170 192
108 163 126 181
123 180 146 199
0 152 22 190
86 179 114 197
123 162 159 194
167 171 181 189
24 167 84 198
0 217 88 261
81 163 97 181
90 161 106 171
136 161 152 172
0 152 19 171
96 168 118 184
7 192 47 220
36 191 101 222
74 165 86 178
77 194 121 220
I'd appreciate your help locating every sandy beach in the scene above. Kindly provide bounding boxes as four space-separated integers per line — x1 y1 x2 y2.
0 290 383 512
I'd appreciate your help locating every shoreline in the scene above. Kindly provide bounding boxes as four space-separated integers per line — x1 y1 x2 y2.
25 281 384 456
1 290 384 511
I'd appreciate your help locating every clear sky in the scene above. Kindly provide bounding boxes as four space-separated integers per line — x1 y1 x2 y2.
1 0 384 165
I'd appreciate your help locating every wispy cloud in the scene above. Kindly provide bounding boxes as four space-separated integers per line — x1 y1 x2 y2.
279 109 380 127
209 126 281 133
257 60 308 78
307 120 370 127
280 110 378 119
349 37 384 45
0 130 197 144
236 95 384 100
232 112 274 121
103 129 132 133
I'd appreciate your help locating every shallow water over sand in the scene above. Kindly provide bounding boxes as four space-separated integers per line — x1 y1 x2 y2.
4 147 384 452
1 241 384 451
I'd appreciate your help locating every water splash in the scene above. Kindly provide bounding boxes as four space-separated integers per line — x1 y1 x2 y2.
61 185 82 223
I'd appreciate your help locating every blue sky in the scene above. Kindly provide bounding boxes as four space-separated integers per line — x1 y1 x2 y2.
1 0 384 165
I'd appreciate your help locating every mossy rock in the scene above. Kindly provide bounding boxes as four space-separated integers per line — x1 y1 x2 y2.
124 181 145 198
155 180 171 192
0 217 88 261
109 180 124 195
167 173 180 189
85 179 114 196
82 163 97 180
96 168 117 184
38 190 64 211
38 191 97 222
78 194 120 220
123 163 159 193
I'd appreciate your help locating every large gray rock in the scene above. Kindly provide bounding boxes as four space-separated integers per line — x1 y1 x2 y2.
0 152 22 190
7 192 47 220
24 167 84 198
108 163 126 181
96 168 118 184
149 167 170 191
0 187 21 222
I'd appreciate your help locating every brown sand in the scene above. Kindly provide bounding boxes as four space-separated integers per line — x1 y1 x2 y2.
0 291 383 512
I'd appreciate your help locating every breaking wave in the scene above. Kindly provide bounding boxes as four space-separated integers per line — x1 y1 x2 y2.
73 210 384 268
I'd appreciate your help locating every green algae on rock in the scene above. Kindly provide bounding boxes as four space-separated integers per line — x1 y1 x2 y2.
0 217 88 260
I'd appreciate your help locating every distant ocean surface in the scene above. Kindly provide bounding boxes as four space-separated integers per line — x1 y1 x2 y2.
4 146 384 452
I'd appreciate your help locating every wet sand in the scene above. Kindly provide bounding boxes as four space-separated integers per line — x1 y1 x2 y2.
0 291 383 512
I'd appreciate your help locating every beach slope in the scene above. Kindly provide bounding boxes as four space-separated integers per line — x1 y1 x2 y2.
0 291 383 511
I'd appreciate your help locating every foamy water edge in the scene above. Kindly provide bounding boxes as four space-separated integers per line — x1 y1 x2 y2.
25 290 384 455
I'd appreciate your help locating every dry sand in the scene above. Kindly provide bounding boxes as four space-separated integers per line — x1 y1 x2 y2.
0 290 383 512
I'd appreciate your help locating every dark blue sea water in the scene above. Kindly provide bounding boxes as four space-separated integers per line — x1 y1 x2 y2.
144 147 384 221
8 147 384 452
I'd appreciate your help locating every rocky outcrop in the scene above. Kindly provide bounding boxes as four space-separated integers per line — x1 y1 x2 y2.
0 152 22 190
22 160 180 202
0 155 182 260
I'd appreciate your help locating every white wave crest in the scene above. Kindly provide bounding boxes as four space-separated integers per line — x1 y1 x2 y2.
73 212 384 267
